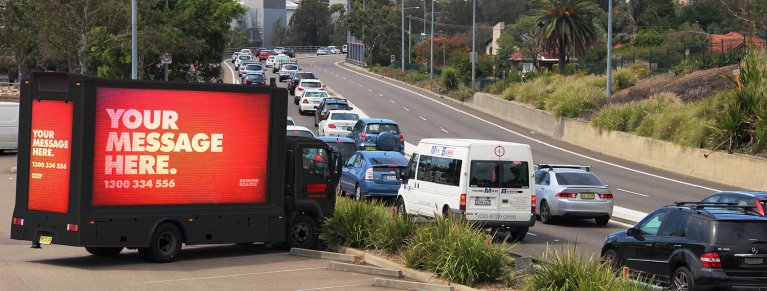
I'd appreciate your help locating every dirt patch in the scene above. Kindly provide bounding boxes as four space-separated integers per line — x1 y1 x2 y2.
0 92 19 103
610 66 734 104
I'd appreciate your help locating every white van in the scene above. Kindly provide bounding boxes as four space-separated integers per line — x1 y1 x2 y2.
397 138 535 240
0 102 19 151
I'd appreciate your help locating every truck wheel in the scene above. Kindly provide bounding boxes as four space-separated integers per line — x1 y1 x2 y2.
139 223 182 263
85 247 123 257
289 215 319 249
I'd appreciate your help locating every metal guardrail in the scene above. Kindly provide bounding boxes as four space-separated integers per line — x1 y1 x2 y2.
0 82 20 92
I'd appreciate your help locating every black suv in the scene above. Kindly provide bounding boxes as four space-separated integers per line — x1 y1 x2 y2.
601 202 767 290
314 98 352 127
288 72 317 96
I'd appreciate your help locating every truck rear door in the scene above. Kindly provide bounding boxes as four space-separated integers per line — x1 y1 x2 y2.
294 145 337 218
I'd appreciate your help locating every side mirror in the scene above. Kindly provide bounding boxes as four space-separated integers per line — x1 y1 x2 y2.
314 106 319 109
333 153 343 178
627 228 640 236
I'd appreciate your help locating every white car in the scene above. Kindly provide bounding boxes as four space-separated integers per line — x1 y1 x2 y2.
239 49 252 55
234 54 253 69
318 110 359 137
293 79 325 99
278 63 299 82
298 90 329 115
273 47 285 54
265 55 276 68
342 44 347 54
328 46 340 54
286 125 315 138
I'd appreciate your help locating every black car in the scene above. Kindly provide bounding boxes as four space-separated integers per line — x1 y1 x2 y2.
316 136 357 165
602 202 767 290
702 191 767 216
314 98 352 127
289 72 316 96
283 48 295 58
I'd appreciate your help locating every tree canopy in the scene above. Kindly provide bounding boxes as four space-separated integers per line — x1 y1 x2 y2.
532 0 602 74
287 0 332 46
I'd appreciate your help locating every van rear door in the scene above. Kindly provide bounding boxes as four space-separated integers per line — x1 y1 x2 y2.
467 161 501 221
497 161 532 222
467 160 531 222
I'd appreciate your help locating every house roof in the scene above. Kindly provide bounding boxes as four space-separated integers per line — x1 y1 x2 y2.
710 32 766 53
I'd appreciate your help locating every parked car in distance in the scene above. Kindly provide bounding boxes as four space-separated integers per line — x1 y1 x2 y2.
601 202 767 290
287 116 295 126
327 46 340 54
293 79 325 102
318 110 359 137
241 73 266 86
347 119 404 153
298 90 330 115
231 51 240 63
701 191 767 216
289 72 317 95
316 136 357 164
238 62 261 77
0 102 19 151
342 44 348 54
286 125 315 138
339 151 408 200
314 98 352 126
279 64 299 81
265 55 277 68
259 49 271 61
534 164 613 225
316 47 330 55
283 48 295 58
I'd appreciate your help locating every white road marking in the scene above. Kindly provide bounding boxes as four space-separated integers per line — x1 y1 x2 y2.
378 93 384 97
297 284 370 291
333 61 719 193
222 61 237 84
144 267 325 284
419 116 426 121
367 88 373 92
403 107 410 111
343 77 347 80
616 188 650 197
528 232 538 236
350 80 354 83
440 127 448 133
390 99 396 103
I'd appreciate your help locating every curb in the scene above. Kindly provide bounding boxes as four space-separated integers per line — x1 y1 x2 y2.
327 261 403 278
374 278 455 291
289 248 357 263
336 246 480 291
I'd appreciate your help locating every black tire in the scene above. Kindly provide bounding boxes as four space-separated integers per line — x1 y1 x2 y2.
288 214 319 249
442 206 451 219
139 223 183 263
85 247 123 257
595 215 610 226
672 266 694 291
395 197 407 216
540 201 554 224
602 249 619 271
298 108 304 115
510 227 528 243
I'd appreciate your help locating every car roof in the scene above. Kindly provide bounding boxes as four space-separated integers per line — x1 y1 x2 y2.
324 98 348 103
661 204 767 221
544 168 591 174
709 191 767 199
359 118 397 124
328 110 356 115
287 125 312 131
300 79 321 82
317 136 355 143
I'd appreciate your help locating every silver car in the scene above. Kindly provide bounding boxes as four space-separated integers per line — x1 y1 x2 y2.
534 165 613 225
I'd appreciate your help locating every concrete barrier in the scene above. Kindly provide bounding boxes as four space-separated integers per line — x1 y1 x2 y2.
328 261 403 278
373 278 455 291
465 93 565 138
289 248 357 263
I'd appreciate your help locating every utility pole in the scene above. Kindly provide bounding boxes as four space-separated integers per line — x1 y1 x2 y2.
131 0 137 79
430 0 434 79
401 0 405 71
606 0 613 98
408 17 412 63
471 0 476 90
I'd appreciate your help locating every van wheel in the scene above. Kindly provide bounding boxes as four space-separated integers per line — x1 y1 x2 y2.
354 186 362 201
540 201 554 224
595 215 610 226
672 266 694 291
511 227 528 243
138 223 182 263
395 197 407 216
442 206 451 219
85 247 123 257
289 214 319 249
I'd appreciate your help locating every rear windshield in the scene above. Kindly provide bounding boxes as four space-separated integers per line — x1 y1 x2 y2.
287 119 295 126
239 55 251 60
556 172 603 186
327 103 351 110
245 64 262 70
303 82 322 88
245 74 264 80
470 161 530 188
326 142 356 162
287 130 314 138
331 113 359 120
299 73 316 79
304 92 328 98
283 65 298 70
370 155 408 165
374 167 404 177
713 221 767 244
365 123 400 134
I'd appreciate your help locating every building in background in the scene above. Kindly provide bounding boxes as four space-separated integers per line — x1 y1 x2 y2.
286 1 299 24
234 0 287 47
485 22 505 56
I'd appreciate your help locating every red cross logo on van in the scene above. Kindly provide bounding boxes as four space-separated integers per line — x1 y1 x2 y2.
494 146 505 157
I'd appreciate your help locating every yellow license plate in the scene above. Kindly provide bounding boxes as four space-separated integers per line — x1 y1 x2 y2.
580 193 595 199
364 146 376 151
39 235 53 245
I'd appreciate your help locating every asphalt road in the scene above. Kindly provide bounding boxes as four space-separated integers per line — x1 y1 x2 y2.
223 55 737 259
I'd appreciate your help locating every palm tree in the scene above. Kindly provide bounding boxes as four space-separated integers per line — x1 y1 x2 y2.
532 0 602 74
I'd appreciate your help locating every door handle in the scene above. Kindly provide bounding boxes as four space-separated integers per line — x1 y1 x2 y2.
673 244 682 248
644 243 653 247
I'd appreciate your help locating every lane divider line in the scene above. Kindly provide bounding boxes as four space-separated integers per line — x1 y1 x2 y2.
616 188 650 197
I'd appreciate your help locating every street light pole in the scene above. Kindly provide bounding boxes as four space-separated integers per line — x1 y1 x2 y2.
471 0 476 90
606 0 613 98
401 0 405 71
131 0 137 79
408 17 412 63
430 0 434 79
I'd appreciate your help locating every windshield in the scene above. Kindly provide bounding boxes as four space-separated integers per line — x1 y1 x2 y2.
331 113 359 120
303 82 322 88
287 130 314 138
556 172 603 186
299 73 316 79
326 142 357 162
365 123 400 134
283 65 298 70
304 92 328 98
327 103 351 110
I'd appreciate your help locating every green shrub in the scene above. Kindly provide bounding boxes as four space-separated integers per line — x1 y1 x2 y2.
632 29 664 47
614 68 638 90
371 214 418 254
670 58 701 76
628 62 651 78
551 63 576 74
441 67 460 91
502 75 555 105
447 85 474 101
406 73 429 83
524 244 649 291
546 75 605 118
403 216 511 285
320 198 389 248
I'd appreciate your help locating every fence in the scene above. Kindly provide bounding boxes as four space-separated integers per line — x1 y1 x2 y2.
0 81 20 93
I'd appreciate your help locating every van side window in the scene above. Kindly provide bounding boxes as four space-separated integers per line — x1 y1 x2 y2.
406 154 419 180
421 155 462 186
417 155 431 181
302 148 330 178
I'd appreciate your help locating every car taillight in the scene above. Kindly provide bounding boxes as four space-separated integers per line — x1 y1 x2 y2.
320 112 326 118
399 133 404 142
303 99 309 104
755 199 765 216
555 192 576 199
66 224 79 232
700 252 722 268
319 88 325 90
328 123 336 129
460 194 466 212
243 80 248 84
12 218 24 226
365 168 374 181
298 87 304 91
360 132 367 140
600 193 613 199
531 195 536 213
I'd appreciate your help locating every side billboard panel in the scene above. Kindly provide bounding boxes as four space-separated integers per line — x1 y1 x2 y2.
28 100 74 213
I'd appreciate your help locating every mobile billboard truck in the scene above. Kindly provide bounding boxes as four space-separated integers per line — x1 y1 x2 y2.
11 72 341 262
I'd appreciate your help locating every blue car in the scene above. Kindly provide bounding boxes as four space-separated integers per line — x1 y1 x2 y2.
339 151 408 199
347 119 404 153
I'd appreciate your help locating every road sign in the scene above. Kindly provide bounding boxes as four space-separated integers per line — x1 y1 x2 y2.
160 53 172 65
390 55 395 63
